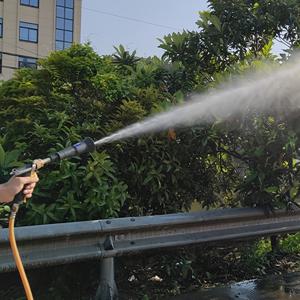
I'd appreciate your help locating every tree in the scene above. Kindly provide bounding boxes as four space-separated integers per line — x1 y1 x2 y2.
0 44 223 224
112 44 141 72
159 0 300 86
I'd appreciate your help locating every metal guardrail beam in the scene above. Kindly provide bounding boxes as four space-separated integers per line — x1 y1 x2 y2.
1 207 300 272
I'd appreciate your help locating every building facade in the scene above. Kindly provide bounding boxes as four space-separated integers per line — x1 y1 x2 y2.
0 0 82 80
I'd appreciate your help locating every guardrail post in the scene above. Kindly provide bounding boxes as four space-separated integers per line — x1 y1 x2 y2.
95 257 118 300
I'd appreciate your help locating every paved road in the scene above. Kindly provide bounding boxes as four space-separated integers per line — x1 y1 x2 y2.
170 272 300 300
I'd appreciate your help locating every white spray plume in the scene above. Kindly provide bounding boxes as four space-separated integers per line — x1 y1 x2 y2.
95 56 300 147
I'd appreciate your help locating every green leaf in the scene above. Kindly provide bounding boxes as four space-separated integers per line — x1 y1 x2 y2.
210 15 221 31
264 186 277 193
0 144 5 167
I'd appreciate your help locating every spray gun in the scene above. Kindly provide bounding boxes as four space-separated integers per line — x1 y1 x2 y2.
8 137 96 300
10 137 96 205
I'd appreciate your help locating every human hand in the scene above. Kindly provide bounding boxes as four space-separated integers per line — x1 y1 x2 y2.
0 174 39 203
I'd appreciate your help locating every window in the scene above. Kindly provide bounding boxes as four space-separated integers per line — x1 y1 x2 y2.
65 0 73 8
55 0 74 50
65 19 73 31
19 21 38 42
0 18 2 38
18 56 37 69
20 0 39 8
0 53 2 74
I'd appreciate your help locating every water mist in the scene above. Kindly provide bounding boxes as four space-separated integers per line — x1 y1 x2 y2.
95 57 300 147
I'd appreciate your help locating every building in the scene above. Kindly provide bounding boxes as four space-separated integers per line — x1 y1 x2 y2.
0 0 82 80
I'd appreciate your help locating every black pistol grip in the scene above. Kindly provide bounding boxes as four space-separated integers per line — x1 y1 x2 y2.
11 164 34 206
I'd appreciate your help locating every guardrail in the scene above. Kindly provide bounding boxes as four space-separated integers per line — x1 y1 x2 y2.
1 207 300 299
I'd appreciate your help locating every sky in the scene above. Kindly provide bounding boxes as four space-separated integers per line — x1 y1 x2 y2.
81 0 285 58
81 0 208 57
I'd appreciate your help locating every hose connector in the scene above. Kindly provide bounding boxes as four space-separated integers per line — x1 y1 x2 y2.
10 203 19 219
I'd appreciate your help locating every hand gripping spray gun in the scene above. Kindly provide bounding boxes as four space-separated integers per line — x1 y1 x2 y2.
9 137 96 300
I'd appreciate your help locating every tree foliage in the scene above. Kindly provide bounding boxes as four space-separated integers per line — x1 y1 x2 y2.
1 1 300 226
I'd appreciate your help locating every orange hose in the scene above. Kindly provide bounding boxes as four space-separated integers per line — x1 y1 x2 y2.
9 204 34 300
